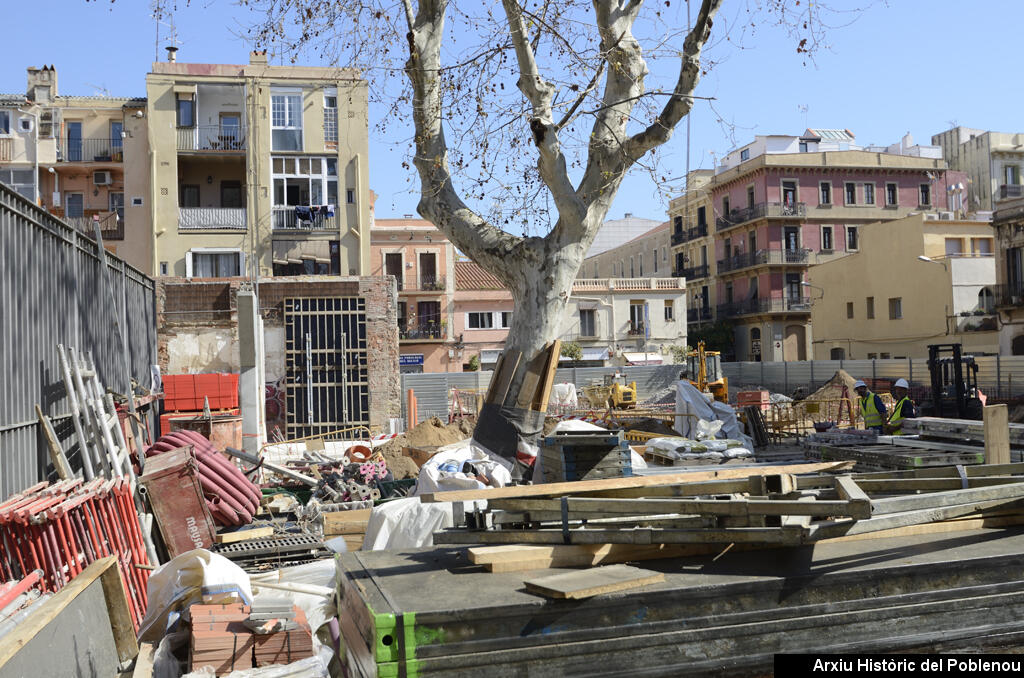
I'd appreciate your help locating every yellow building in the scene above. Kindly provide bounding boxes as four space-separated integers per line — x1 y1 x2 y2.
146 50 370 278
668 169 715 328
807 213 997 359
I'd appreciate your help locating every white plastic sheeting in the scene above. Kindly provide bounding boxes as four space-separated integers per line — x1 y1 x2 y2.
674 380 754 452
362 497 479 550
412 439 513 496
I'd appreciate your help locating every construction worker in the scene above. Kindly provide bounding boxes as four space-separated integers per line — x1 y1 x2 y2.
853 379 887 433
885 378 917 435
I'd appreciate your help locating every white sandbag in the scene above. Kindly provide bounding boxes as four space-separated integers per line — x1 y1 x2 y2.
139 549 253 642
675 380 755 451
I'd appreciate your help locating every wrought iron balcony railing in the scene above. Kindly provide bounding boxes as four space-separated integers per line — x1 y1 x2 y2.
58 138 123 163
176 125 247 152
716 202 806 231
717 248 811 274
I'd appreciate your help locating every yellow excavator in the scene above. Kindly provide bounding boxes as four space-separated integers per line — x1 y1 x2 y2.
686 342 729 403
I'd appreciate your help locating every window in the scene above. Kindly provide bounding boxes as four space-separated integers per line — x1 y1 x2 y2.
799 141 808 153
919 183 931 206
662 246 667 262
740 148 750 161
220 181 243 208
747 185 755 208
346 188 355 204
500 312 513 328
863 183 875 205
888 297 902 319
323 90 338 145
653 249 658 273
159 262 168 276
696 206 706 227
973 238 993 255
0 110 9 134
1006 165 1021 186
821 225 833 251
845 182 856 205
673 215 682 231
886 182 898 206
846 225 858 251
271 93 303 151
65 192 84 218
664 300 674 321
868 353 878 360
722 196 730 216
109 192 124 220
176 96 194 127
866 296 875 319
219 114 241 146
638 253 644 276
579 309 596 336
467 312 493 329
189 250 242 278
945 238 963 255
880 353 891 359
110 121 123 155
847 302 854 319
271 156 338 226
179 184 200 208
781 180 797 207
0 168 34 199
630 257 635 277
629 301 645 334
819 182 831 205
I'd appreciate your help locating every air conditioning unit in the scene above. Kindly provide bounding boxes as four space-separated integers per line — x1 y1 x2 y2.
93 171 113 186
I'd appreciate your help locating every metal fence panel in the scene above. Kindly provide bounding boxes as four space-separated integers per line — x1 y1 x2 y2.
400 371 492 425
0 183 156 497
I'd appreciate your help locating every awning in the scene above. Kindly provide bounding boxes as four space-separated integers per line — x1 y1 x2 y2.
560 347 610 362
273 240 332 266
623 352 664 365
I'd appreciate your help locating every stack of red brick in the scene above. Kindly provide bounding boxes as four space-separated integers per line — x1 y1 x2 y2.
161 374 240 433
190 603 314 675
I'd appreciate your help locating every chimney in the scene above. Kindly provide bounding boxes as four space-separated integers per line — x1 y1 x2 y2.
624 212 633 218
250 50 268 65
403 214 413 218
27 65 57 102
165 46 178 62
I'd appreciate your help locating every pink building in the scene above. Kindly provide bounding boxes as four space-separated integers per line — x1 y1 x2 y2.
369 216 455 372
682 129 967 361
453 261 514 371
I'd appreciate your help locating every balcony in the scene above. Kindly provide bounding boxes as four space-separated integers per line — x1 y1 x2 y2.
670 223 709 246
176 125 247 152
0 138 11 162
399 324 445 341
994 282 1024 308
999 184 1024 201
179 207 247 231
717 248 811 274
682 263 709 280
573 277 686 292
66 212 124 241
58 138 123 163
716 202 806 231
626 322 646 336
716 296 812 318
687 307 713 323
272 208 337 230
392 274 447 293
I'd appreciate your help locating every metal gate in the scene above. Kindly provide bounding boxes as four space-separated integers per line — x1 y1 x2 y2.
283 297 369 438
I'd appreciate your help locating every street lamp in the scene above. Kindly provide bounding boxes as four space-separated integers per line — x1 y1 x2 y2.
917 255 948 272
800 281 824 301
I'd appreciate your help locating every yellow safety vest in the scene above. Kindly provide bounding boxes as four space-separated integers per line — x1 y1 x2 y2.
859 391 884 429
890 397 912 435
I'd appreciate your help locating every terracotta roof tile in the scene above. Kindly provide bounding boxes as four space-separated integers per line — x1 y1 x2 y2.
455 261 506 290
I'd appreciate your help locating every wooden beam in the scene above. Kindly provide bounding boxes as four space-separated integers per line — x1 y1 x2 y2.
488 496 863 519
418 461 855 503
214 526 275 544
870 481 1024 515
131 641 157 678
533 339 561 412
985 404 1012 465
35 405 72 480
434 525 807 546
523 565 664 600
833 475 872 519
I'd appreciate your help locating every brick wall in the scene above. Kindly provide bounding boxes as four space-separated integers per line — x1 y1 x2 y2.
156 276 400 431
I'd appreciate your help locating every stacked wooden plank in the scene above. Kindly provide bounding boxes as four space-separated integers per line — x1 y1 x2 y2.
802 441 985 471
902 416 1024 463
540 430 632 482
429 461 1024 551
323 508 373 551
189 602 314 675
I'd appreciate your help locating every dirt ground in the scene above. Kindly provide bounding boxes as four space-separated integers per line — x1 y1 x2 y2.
376 416 477 480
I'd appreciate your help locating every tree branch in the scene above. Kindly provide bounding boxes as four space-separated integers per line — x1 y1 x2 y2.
501 0 586 229
624 0 722 159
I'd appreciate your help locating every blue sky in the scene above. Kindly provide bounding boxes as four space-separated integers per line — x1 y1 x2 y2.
3 0 1021 223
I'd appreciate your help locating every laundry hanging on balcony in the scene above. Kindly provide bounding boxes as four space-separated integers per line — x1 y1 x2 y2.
294 204 336 223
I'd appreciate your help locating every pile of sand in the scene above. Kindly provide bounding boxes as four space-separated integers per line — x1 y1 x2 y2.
804 369 859 403
375 416 478 480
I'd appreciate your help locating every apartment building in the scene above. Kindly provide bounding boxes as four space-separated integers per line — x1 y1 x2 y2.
146 50 370 279
454 261 516 371
582 220 674 279
370 216 456 373
668 169 715 329
807 213 997 360
0 66 149 271
992 191 1024 354
932 126 1024 211
671 128 967 362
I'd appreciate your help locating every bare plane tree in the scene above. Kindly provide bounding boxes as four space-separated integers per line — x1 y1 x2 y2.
246 0 834 476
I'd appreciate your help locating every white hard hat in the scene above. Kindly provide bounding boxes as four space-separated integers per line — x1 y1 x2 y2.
894 378 909 389
853 380 867 389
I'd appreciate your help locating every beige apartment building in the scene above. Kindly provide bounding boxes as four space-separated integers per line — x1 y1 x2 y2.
932 126 1024 212
582 220 674 279
668 169 715 328
146 50 370 279
0 66 150 271
807 213 997 360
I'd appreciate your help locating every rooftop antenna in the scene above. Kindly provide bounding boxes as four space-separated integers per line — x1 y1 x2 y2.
84 83 112 97
150 0 182 63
